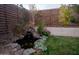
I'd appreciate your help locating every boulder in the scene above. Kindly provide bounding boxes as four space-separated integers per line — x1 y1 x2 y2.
23 48 36 55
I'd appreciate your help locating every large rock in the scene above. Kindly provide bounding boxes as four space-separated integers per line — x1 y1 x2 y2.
34 36 47 51
13 49 24 55
23 48 36 55
1 43 22 55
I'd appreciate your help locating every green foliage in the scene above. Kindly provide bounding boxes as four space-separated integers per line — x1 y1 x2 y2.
59 5 72 26
37 20 50 36
70 16 76 23
42 31 50 36
70 4 79 24
37 20 45 35
71 4 79 13
43 36 79 55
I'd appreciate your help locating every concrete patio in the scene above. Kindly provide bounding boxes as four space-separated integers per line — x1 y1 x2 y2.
46 27 79 37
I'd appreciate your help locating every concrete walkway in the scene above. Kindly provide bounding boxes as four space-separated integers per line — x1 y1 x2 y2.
46 27 79 37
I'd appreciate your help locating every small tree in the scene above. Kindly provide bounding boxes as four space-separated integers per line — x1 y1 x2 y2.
29 4 37 27
59 5 72 26
37 20 45 36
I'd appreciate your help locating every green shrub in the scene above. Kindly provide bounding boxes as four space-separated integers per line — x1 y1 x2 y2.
37 25 44 35
37 20 44 35
37 20 50 36
70 16 76 23
42 31 50 36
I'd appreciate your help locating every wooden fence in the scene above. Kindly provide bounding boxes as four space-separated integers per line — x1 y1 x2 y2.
35 9 79 27
0 4 31 46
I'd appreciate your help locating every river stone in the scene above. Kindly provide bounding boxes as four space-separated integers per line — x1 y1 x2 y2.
34 36 47 51
23 48 36 55
5 43 21 49
14 49 24 55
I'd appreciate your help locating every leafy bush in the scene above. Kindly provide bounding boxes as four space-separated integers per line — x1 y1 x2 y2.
37 27 50 36
37 25 43 35
70 16 76 23
37 20 44 35
42 30 50 36
59 5 72 26
37 20 50 36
